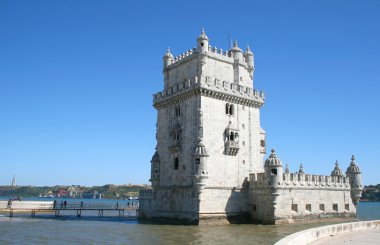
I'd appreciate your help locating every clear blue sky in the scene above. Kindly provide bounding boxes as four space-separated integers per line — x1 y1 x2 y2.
0 0 379 186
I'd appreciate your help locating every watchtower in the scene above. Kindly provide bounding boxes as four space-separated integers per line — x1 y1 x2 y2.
140 30 266 224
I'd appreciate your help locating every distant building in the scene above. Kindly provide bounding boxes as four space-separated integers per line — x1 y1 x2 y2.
11 176 16 187
139 30 363 225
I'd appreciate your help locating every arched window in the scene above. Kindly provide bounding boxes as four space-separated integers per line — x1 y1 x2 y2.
175 105 181 117
225 103 234 115
229 132 234 141
229 104 234 115
174 157 179 170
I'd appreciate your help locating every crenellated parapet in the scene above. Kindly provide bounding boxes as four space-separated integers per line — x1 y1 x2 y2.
153 75 265 109
249 172 351 190
139 188 153 199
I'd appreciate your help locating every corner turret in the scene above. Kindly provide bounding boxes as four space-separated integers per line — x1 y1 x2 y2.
163 48 174 70
346 155 363 206
193 140 209 191
197 28 209 54
331 160 344 177
150 150 160 186
230 40 243 60
264 149 283 187
244 45 254 78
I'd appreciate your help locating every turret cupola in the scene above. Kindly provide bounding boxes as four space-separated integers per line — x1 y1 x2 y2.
150 150 161 186
163 48 174 69
230 40 243 60
244 45 254 75
197 28 209 54
345 155 363 206
265 149 283 187
331 160 344 177
346 155 361 174
265 149 282 167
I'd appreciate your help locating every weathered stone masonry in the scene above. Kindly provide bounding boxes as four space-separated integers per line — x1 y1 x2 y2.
139 30 363 225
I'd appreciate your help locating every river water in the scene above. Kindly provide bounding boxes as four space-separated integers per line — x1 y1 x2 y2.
0 199 379 245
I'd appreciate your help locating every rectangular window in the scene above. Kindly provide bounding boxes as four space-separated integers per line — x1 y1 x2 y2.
174 157 179 170
291 204 298 212
319 204 325 212
306 204 311 212
271 169 277 176
333 203 338 211
345 204 350 211
195 158 200 165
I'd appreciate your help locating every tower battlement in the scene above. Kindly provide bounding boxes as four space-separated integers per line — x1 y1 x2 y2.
250 172 351 190
139 30 362 225
153 75 264 108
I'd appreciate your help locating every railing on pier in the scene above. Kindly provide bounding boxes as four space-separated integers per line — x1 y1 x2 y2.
0 200 139 218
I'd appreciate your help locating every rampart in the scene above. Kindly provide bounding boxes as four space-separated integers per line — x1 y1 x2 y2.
250 173 351 190
153 75 265 108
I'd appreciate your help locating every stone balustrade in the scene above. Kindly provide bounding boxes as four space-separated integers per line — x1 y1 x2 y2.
139 188 153 199
250 172 351 190
153 75 265 107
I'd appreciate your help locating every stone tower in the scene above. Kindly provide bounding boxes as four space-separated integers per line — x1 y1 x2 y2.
139 30 266 224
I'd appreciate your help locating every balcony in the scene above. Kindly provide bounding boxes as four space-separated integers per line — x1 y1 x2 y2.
225 140 239 156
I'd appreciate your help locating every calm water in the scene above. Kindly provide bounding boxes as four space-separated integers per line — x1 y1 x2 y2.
0 200 379 245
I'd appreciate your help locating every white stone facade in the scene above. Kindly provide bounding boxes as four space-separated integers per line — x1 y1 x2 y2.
139 31 363 225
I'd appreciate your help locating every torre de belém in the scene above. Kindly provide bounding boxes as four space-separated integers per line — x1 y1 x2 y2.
139 30 363 225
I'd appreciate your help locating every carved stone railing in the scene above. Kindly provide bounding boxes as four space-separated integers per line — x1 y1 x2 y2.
249 173 351 190
153 75 265 108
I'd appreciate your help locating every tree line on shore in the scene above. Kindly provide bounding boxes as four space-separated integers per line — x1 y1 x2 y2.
0 184 149 199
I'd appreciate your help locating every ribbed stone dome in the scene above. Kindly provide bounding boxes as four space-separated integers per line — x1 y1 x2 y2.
151 151 160 162
331 160 344 176
346 155 361 174
195 141 208 157
198 29 209 41
230 40 243 53
245 45 253 56
164 48 174 58
265 149 282 167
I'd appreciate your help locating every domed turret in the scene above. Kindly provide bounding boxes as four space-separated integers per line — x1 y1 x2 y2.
193 140 209 191
150 150 161 186
331 160 344 177
230 40 243 60
197 28 209 54
265 149 283 187
265 149 282 167
163 48 174 69
244 45 254 69
346 155 363 206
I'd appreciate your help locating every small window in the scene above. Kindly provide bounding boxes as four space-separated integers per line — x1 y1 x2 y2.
306 204 311 212
345 204 350 211
242 160 245 165
229 132 234 141
253 204 257 212
333 203 338 211
225 103 230 114
225 103 234 115
242 124 245 129
319 204 325 211
195 158 200 165
242 141 245 146
271 169 277 176
201 42 204 47
260 140 265 147
175 106 181 117
174 158 179 170
291 204 298 212
240 76 243 81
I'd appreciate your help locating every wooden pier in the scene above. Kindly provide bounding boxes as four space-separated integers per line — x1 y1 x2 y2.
0 200 138 218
